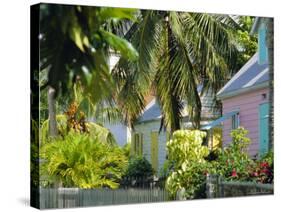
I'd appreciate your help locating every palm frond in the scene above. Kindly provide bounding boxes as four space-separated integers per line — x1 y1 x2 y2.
111 11 163 127
155 22 183 132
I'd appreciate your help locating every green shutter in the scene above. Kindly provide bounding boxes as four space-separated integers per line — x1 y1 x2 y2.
259 103 269 157
151 132 158 172
135 134 139 155
132 133 143 156
258 24 268 64
140 134 143 155
131 133 135 155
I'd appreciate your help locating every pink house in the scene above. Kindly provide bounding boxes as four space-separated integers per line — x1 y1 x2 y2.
203 17 272 158
216 53 269 157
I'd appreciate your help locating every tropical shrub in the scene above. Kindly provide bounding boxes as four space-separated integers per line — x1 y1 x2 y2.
210 128 274 184
249 151 274 183
165 130 209 199
124 155 154 179
40 131 128 189
210 127 253 180
40 114 116 146
159 160 174 181
31 119 39 187
122 142 131 158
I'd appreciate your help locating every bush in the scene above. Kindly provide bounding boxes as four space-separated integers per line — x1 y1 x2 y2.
124 156 154 179
165 130 209 199
40 131 128 189
159 160 174 180
122 143 131 158
210 127 253 181
249 151 274 183
210 127 274 184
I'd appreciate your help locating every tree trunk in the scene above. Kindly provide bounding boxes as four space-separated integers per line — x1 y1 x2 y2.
266 18 274 150
47 86 58 137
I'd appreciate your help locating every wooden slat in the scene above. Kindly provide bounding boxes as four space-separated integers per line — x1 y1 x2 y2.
39 188 171 209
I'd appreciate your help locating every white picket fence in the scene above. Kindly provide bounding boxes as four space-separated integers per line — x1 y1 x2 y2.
40 188 170 209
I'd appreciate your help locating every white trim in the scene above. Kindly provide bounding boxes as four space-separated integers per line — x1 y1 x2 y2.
143 98 156 112
217 52 258 96
242 68 268 88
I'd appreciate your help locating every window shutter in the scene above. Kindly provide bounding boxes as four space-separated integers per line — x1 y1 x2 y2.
140 133 143 155
131 134 135 155
259 103 269 157
135 134 139 155
258 24 268 64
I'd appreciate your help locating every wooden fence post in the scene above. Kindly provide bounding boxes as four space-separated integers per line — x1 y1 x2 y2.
206 174 219 198
218 176 224 197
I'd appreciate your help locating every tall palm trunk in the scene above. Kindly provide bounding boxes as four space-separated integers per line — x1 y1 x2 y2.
267 18 274 150
47 86 58 137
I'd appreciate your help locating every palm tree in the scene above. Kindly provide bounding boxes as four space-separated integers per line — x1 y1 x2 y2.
113 11 240 131
39 4 139 136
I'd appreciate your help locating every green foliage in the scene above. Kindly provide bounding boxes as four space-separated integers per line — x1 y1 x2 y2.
40 131 128 189
73 82 123 125
165 130 209 199
260 150 274 166
31 119 39 187
40 114 116 146
40 83 119 146
40 4 139 110
234 16 258 71
114 11 241 130
159 160 174 180
166 130 209 164
100 29 139 61
122 142 131 158
124 155 154 179
210 127 253 180
209 128 274 184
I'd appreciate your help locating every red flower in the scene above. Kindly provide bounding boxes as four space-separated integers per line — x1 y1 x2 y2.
261 169 270 175
231 169 238 177
260 162 269 168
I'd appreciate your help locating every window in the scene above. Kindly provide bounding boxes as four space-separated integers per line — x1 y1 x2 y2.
231 113 239 129
132 133 143 156
258 23 268 64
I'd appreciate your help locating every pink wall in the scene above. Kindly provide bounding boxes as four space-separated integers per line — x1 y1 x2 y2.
222 88 269 157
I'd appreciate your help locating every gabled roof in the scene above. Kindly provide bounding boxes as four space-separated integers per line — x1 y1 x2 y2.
136 85 218 123
137 98 162 123
217 53 269 100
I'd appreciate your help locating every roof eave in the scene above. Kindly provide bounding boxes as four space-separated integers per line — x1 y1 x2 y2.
217 81 269 100
217 53 259 97
136 117 162 124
